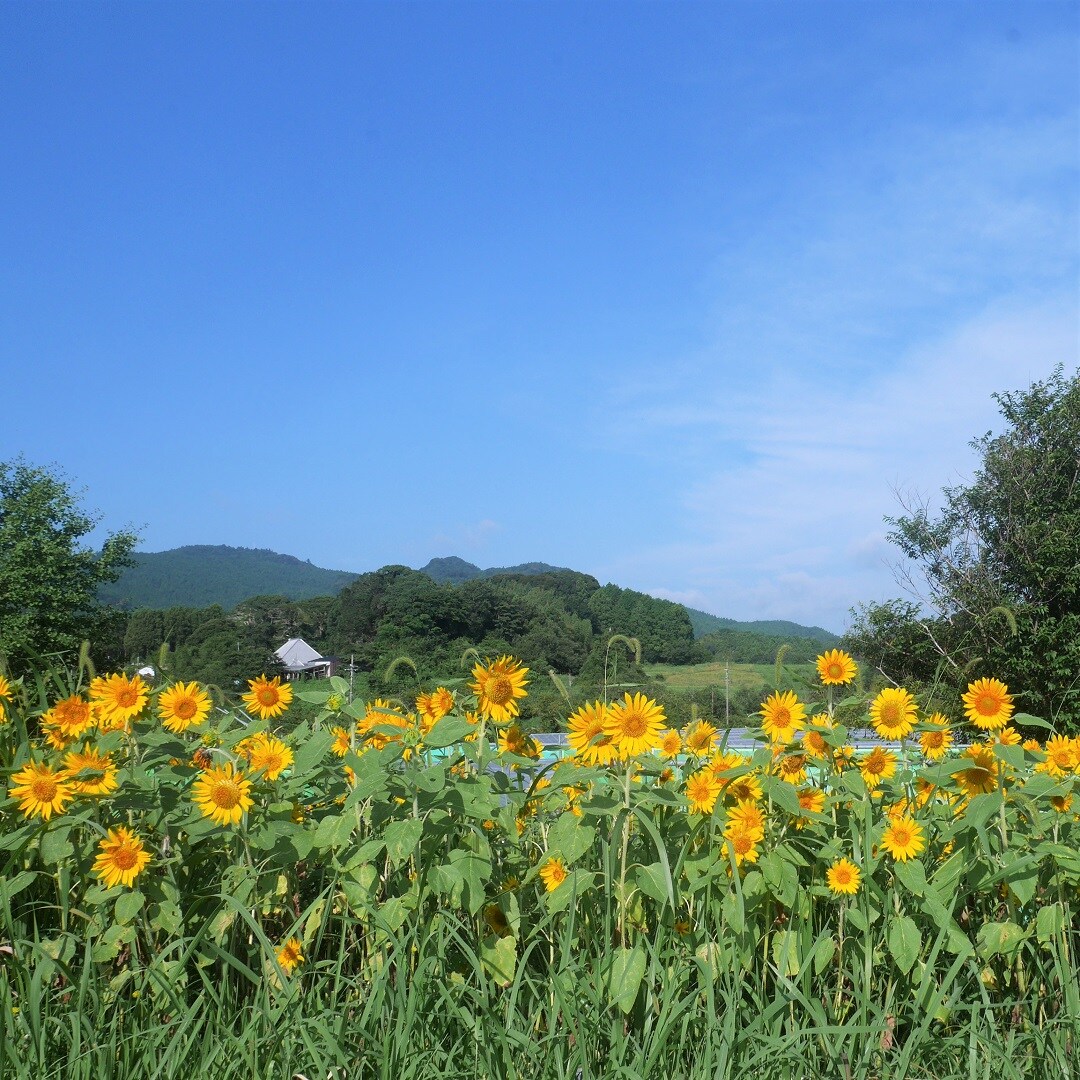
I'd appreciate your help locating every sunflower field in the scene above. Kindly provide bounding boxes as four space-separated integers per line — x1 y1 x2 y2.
1 652 1078 1080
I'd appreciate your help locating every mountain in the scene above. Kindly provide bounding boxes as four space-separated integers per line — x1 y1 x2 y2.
419 557 573 584
98 546 361 610
685 607 838 644
99 547 839 646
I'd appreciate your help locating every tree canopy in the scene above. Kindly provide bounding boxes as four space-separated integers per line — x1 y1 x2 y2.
0 459 139 675
843 367 1080 730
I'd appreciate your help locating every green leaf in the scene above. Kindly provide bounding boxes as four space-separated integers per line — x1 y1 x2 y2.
606 945 648 1014
0 870 36 903
1036 903 1063 944
961 792 1003 832
763 776 802 817
114 890 145 925
846 907 868 933
993 743 1026 770
894 858 927 896
1012 712 1053 731
480 933 517 987
291 729 334 778
546 815 596 866
425 717 477 748
383 818 424 867
39 825 73 865
977 920 1028 959
887 915 921 974
771 929 800 977
812 935 836 976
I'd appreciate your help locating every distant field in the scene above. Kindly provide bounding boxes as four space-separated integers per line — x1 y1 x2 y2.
646 660 815 691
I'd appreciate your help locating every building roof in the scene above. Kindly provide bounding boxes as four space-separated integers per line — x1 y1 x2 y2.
274 637 325 670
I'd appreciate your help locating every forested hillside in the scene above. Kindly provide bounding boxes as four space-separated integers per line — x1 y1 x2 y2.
98 546 360 609
685 606 838 643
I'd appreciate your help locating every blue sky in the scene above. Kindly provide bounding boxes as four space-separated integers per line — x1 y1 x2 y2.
2 2 1076 632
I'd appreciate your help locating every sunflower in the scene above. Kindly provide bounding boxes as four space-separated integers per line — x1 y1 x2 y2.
61 744 118 797
880 816 925 862
826 858 861 896
566 702 612 765
498 724 540 761
0 673 11 702
242 675 293 720
8 760 74 820
708 750 745 784
658 729 683 759
604 693 666 759
869 687 918 741
919 719 953 761
816 649 857 686
955 744 999 797
858 746 897 790
247 734 294 781
192 762 254 826
276 938 304 974
470 656 529 724
724 771 763 805
1038 735 1077 778
794 787 826 828
92 826 151 889
1050 794 1073 814
725 798 766 840
42 694 94 747
416 687 454 726
774 752 808 785
323 725 350 756
682 719 717 758
539 856 568 892
759 691 806 744
158 681 211 733
91 673 149 726
962 677 1013 731
685 770 722 815
724 825 761 868
802 717 833 760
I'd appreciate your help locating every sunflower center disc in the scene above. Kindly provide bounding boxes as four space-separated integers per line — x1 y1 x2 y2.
212 783 240 809
489 678 513 706
114 847 138 870
31 778 58 801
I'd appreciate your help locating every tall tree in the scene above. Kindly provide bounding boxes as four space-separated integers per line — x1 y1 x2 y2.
844 367 1080 729
0 459 139 674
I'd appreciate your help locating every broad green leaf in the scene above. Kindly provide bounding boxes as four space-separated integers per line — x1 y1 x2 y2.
894 858 927 897
993 743 1026 770
39 826 73 865
425 717 477 748
812 935 836 976
763 776 802 817
1036 903 1063 944
771 929 799 977
546 815 596 866
606 945 648 1014
114 890 145 925
887 915 921 974
976 920 1027 959
961 792 1003 832
383 818 424 867
1012 712 1052 730
0 870 36 903
480 933 517 986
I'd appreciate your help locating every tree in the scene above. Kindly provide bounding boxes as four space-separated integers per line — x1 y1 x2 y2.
0 458 139 675
843 367 1080 730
